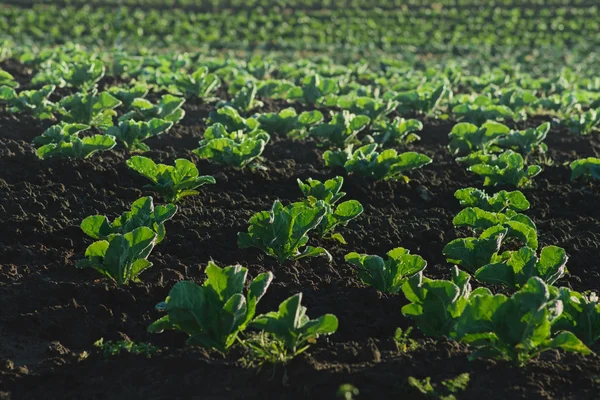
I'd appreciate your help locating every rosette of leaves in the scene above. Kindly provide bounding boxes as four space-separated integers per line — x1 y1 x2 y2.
324 143 432 182
168 66 221 99
148 262 273 352
104 118 173 152
217 81 263 115
59 89 122 129
335 95 398 122
120 94 185 123
453 277 590 365
453 96 514 125
496 122 550 156
297 176 363 243
107 84 149 108
0 84 56 119
309 110 370 148
285 74 339 105
570 157 600 181
345 247 427 293
385 83 449 115
468 150 542 187
80 196 177 247
447 121 510 156
193 123 270 169
33 122 116 159
238 200 331 263
76 226 157 285
454 188 530 213
126 156 216 202
208 105 259 133
62 60 105 91
566 109 600 135
371 117 424 146
257 107 323 138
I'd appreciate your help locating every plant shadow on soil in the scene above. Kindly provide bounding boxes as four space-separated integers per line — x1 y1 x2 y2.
1 74 600 399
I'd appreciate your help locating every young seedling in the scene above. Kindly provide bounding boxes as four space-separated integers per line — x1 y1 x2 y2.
126 156 216 202
104 118 173 152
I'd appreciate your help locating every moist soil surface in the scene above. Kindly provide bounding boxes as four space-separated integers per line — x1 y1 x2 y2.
1 67 600 399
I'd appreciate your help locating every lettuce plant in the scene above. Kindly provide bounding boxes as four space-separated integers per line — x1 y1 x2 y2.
474 245 568 289
496 122 550 156
0 84 56 119
63 60 105 91
447 121 510 156
250 293 338 356
107 84 149 108
443 225 508 273
126 156 216 202
193 123 269 168
566 109 600 135
387 84 449 115
169 66 221 99
454 187 530 213
454 277 590 365
149 262 273 352
401 266 481 337
81 196 176 246
59 89 122 129
0 69 19 88
120 94 185 123
453 97 514 125
345 247 427 293
286 74 339 105
76 226 157 285
553 288 600 346
257 107 323 138
238 200 331 263
104 118 173 152
371 117 423 146
208 106 259 133
309 110 370 148
218 81 262 114
570 157 600 181
33 123 116 159
297 176 345 205
336 96 398 122
468 150 542 187
324 144 432 181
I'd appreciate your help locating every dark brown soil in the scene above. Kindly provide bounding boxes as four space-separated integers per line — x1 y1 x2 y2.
1 71 600 400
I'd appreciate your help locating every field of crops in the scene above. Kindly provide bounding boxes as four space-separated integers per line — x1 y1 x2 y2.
1 1 600 399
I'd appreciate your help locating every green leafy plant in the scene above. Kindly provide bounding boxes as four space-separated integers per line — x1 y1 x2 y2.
371 117 423 146
475 245 568 289
453 97 514 125
0 84 55 119
442 225 508 273
297 176 363 242
126 156 216 202
238 200 331 263
286 74 339 105
94 338 159 358
148 262 273 352
468 150 542 187
336 96 398 122
193 123 270 168
393 327 420 353
454 187 530 213
33 122 116 159
401 266 483 337
218 81 262 114
345 247 427 293
454 277 591 365
309 110 370 148
408 373 470 400
76 226 157 285
324 143 432 181
566 109 600 135
170 66 221 99
250 293 338 357
80 196 176 247
59 89 122 129
208 105 259 133
104 118 173 152
570 157 600 181
496 122 550 156
553 287 600 346
107 84 149 108
257 107 323 138
120 94 185 123
447 121 510 156
63 60 105 91
0 69 19 88
389 84 449 115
